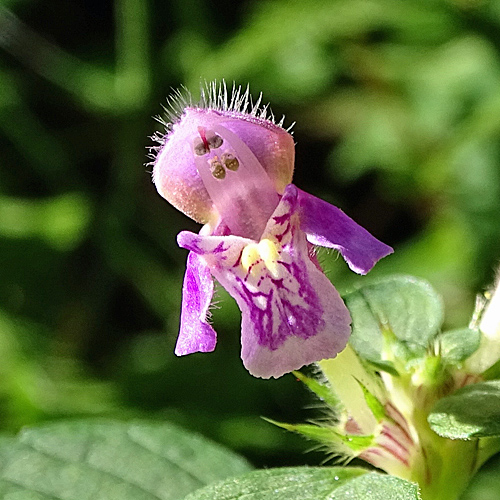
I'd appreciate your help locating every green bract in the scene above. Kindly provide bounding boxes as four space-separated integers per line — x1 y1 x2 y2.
345 275 444 365
428 381 500 439
437 328 481 365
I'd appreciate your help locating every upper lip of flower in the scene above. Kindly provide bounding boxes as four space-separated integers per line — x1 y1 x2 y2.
151 83 295 227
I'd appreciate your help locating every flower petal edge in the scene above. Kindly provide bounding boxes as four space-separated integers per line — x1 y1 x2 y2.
296 187 393 275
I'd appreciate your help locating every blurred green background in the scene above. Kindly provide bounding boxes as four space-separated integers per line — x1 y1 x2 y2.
1 0 500 495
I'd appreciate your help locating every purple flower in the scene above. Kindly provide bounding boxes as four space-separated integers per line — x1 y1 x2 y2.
152 83 392 378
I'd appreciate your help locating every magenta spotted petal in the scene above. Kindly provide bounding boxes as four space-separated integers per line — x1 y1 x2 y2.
178 185 352 378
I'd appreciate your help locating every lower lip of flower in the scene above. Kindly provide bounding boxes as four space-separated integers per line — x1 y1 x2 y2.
241 238 281 279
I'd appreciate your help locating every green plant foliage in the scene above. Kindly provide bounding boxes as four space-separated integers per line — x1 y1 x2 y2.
437 328 481 365
327 472 420 500
0 193 92 250
184 466 420 500
344 275 443 363
483 359 500 381
357 380 386 421
0 420 253 499
428 381 500 439
461 454 500 500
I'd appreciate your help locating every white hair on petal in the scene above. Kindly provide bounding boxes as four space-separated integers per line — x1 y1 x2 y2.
199 80 286 126
147 80 292 167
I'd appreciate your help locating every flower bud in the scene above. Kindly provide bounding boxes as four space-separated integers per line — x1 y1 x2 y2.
466 270 500 374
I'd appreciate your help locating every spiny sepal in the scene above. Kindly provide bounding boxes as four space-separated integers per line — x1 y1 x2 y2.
264 418 374 458
292 370 343 413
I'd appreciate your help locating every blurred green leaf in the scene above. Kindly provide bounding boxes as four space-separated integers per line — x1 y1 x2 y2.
482 359 500 381
461 453 500 500
428 381 500 439
183 0 456 98
0 310 121 429
0 420 252 499
184 466 420 500
0 193 92 250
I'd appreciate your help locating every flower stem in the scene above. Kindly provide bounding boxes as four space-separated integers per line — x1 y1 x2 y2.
410 406 477 500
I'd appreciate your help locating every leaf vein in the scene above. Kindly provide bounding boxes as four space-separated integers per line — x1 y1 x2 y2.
125 431 207 487
0 476 62 500
16 441 162 500
207 476 338 500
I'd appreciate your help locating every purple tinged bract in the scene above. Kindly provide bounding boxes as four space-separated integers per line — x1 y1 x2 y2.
152 83 393 378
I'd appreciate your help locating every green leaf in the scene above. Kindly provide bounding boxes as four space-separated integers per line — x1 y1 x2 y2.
461 452 500 500
0 420 252 499
482 359 500 381
184 467 420 500
327 471 420 500
0 193 92 251
428 381 500 439
344 275 443 363
437 328 481 364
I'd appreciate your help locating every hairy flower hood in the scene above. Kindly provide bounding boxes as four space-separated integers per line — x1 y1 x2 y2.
153 85 294 229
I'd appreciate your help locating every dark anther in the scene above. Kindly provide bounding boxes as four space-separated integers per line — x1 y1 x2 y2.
222 153 239 171
193 138 209 156
210 159 226 179
207 133 223 149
